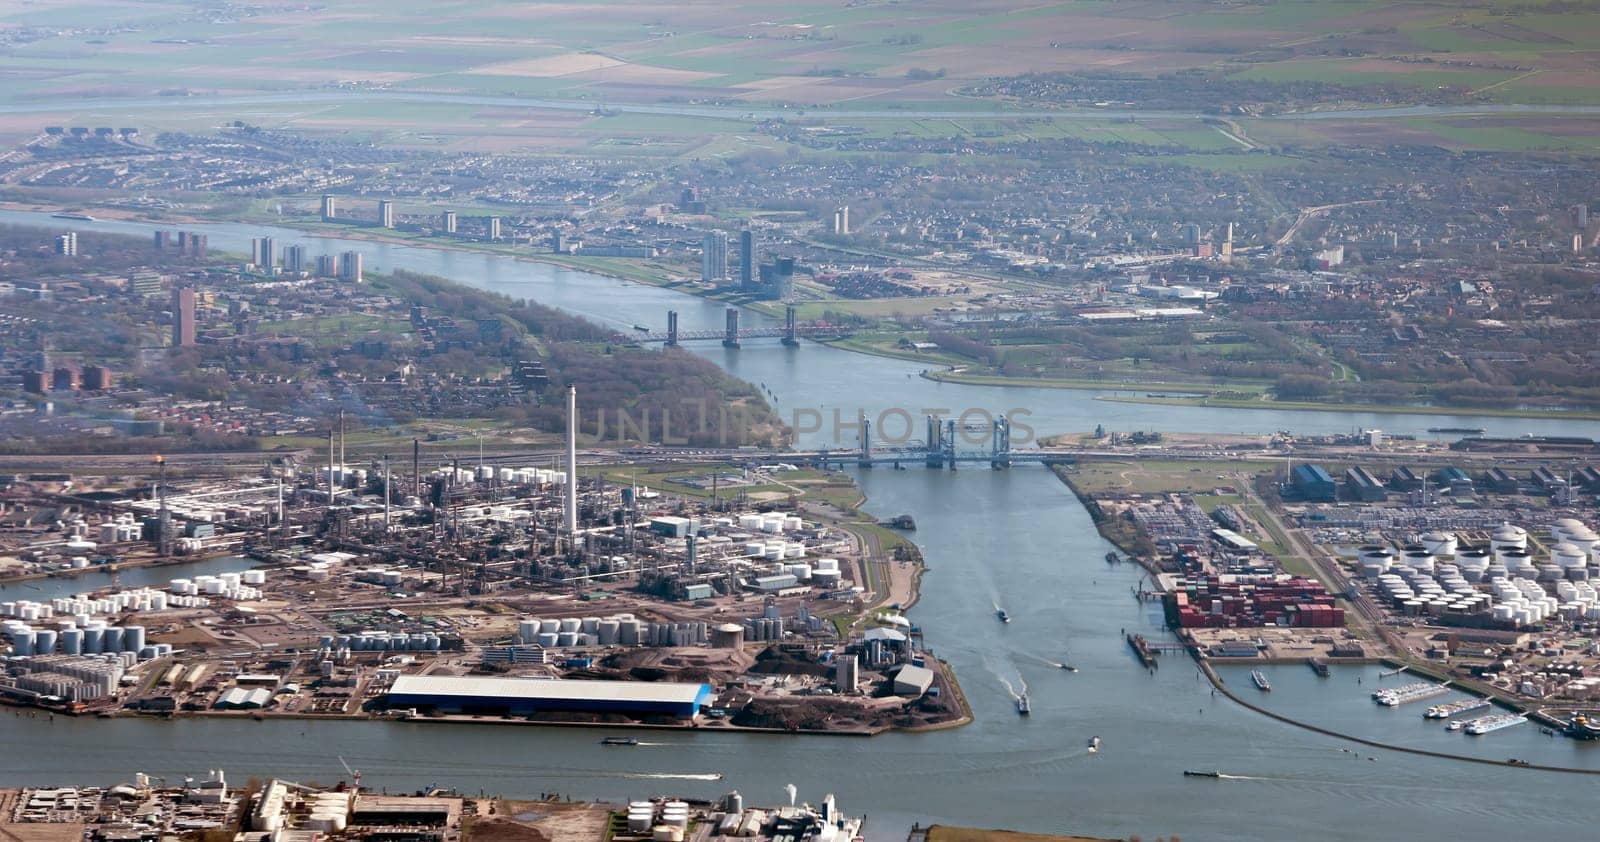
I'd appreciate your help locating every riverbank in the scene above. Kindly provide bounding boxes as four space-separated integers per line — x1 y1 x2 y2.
1199 660 1600 776
0 550 241 588
1096 393 1600 422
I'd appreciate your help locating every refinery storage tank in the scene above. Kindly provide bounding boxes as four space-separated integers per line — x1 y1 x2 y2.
711 623 745 649
1553 518 1585 542
1500 548 1535 575
1358 546 1395 578
1404 551 1436 573
1491 523 1528 552
1553 543 1588 570
1420 532 1458 556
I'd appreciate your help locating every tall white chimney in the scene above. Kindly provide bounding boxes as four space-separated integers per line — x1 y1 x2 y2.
565 385 578 538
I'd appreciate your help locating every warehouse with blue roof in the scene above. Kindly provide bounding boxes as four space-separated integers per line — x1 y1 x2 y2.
384 675 713 718
1291 464 1336 501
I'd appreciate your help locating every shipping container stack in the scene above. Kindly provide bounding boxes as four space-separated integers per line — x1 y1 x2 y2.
1169 574 1345 629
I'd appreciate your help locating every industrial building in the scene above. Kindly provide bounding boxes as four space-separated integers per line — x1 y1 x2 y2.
1433 466 1474 496
1484 466 1520 494
1345 466 1387 502
1291 464 1335 501
384 675 713 718
890 664 934 696
1389 466 1423 491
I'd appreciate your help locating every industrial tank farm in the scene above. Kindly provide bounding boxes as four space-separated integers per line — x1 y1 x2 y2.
0 452 965 734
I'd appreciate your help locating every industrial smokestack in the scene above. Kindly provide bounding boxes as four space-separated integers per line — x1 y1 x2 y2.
565 385 578 539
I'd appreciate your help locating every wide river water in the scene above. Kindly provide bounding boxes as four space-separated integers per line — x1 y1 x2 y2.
4 210 1600 841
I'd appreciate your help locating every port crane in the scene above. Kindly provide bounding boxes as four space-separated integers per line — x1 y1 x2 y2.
339 756 362 792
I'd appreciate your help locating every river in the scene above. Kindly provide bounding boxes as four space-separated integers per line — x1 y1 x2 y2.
0 90 1597 123
4 210 1600 841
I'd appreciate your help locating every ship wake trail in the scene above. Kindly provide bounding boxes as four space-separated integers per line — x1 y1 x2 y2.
621 772 723 781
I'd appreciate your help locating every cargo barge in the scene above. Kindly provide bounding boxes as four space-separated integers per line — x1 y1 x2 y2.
1464 713 1527 735
1307 657 1330 678
1373 682 1449 707
1127 633 1157 668
1424 698 1490 719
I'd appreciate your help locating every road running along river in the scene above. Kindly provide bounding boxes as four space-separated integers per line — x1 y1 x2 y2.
3 210 1600 841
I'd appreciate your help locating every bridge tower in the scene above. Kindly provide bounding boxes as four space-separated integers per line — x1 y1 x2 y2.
782 305 800 347
665 310 679 347
991 415 1012 469
944 419 958 470
924 415 944 469
858 411 873 468
722 307 740 348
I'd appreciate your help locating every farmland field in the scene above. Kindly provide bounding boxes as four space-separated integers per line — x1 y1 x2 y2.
4 0 1600 151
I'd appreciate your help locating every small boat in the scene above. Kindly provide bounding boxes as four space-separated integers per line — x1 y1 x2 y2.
1183 770 1220 778
1087 736 1100 752
1251 670 1272 692
1016 694 1030 716
996 608 1011 624
1059 663 1078 672
1445 720 1466 731
52 211 95 221
600 736 639 746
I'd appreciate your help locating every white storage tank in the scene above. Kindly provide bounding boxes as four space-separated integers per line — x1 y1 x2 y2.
1553 543 1588 569
1491 523 1528 551
1501 548 1535 574
1420 532 1458 556
1403 551 1435 573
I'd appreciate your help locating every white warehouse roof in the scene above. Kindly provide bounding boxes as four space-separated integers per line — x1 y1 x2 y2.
388 675 707 705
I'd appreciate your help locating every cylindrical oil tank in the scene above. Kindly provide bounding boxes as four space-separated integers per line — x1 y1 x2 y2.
651 826 683 842
1553 543 1588 569
559 618 581 633
122 625 146 653
60 628 83 655
9 629 34 657
1404 551 1435 573
712 623 745 649
1501 548 1534 573
1421 532 1458 556
598 620 620 645
1491 523 1528 551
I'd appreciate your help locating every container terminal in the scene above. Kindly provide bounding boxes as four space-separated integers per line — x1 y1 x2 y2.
1050 435 1600 740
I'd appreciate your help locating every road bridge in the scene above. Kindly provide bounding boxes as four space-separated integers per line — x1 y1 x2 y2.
633 306 851 347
